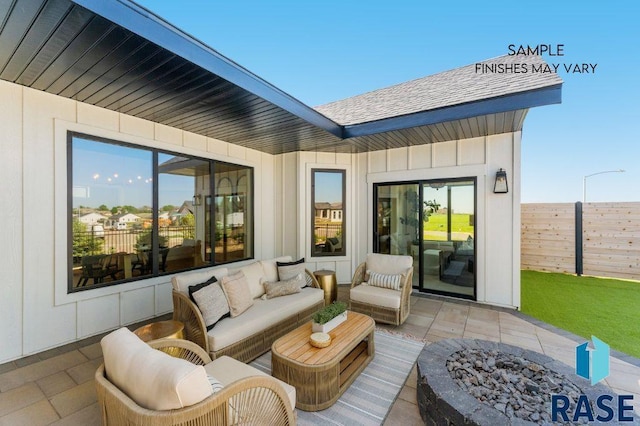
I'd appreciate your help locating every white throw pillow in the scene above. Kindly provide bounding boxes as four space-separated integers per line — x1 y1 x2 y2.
277 259 306 289
190 281 230 330
101 327 212 410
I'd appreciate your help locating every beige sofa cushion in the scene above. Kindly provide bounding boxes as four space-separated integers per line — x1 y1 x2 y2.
172 267 229 294
350 284 402 309
231 261 266 299
208 287 323 352
366 253 413 275
204 355 296 409
101 327 212 410
259 256 293 283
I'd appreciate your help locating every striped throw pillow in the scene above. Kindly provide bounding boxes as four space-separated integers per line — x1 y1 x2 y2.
207 374 224 394
367 270 402 290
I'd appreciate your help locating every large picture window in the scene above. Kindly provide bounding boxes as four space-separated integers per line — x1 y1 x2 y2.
311 169 346 256
68 133 253 292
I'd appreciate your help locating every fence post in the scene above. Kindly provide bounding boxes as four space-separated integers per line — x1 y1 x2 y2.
575 201 583 276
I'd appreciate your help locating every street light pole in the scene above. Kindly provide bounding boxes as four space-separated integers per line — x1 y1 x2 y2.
582 169 625 203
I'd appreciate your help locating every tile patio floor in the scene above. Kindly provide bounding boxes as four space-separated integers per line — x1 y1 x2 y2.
1 288 638 425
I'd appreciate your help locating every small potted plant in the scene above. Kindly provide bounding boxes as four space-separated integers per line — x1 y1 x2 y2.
312 301 347 333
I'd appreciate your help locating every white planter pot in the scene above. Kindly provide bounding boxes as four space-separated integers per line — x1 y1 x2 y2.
312 311 347 333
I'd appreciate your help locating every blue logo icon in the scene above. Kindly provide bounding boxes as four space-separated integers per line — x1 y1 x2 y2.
576 336 610 385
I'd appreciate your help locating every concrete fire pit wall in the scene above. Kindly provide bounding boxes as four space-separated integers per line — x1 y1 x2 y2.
416 338 623 426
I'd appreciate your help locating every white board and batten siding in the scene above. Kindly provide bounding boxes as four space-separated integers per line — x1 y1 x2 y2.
277 133 523 310
1 77 524 363
0 81 277 362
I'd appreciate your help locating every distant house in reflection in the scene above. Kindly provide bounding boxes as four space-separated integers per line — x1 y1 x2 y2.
177 201 194 216
79 212 107 225
315 202 343 222
106 213 141 229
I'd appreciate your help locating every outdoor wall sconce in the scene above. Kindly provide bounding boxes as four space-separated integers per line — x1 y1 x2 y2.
493 168 509 193
192 194 202 206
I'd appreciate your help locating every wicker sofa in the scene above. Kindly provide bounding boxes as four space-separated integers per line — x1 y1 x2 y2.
96 329 296 425
171 256 324 363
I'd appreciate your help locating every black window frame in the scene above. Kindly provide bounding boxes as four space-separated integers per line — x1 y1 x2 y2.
311 168 346 257
67 131 254 293
372 177 477 300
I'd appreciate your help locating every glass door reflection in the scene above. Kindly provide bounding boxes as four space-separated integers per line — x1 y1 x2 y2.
374 179 476 299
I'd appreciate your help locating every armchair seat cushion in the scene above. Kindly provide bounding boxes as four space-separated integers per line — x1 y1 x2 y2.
204 355 296 409
350 284 402 309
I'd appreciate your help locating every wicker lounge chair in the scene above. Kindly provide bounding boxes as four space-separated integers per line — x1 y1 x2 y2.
95 337 296 425
349 253 413 325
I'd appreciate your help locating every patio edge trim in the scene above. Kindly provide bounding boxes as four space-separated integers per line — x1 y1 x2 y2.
410 291 640 369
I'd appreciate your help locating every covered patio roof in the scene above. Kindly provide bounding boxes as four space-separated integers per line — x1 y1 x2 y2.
0 0 562 154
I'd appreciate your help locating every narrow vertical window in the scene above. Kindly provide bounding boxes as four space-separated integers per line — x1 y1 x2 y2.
311 169 346 256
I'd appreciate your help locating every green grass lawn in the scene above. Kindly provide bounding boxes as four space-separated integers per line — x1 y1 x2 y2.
521 270 640 358
424 213 474 240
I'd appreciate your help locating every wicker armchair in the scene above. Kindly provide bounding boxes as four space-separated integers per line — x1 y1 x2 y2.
95 338 296 426
172 269 322 362
349 253 413 325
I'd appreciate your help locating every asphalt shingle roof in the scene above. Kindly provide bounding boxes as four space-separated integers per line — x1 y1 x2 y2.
314 55 562 126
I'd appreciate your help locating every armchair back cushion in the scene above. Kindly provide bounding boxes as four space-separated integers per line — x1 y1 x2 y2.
101 327 212 410
365 253 413 276
172 267 229 294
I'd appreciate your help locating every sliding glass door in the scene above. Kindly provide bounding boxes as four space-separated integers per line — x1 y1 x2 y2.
374 178 476 299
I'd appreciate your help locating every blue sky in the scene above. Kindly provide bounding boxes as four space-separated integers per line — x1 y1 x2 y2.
135 0 638 203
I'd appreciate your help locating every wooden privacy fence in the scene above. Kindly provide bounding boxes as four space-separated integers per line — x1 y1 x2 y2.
521 202 640 281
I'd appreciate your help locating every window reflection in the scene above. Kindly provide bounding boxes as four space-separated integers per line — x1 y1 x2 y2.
214 163 253 263
71 138 152 288
158 154 210 273
374 179 476 299
69 135 253 292
312 170 346 256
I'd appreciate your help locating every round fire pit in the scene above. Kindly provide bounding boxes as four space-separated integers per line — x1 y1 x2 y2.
416 339 621 425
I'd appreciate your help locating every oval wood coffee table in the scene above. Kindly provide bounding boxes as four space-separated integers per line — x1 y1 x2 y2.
271 311 375 411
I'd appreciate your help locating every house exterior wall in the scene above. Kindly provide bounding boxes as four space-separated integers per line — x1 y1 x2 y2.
0 80 277 363
0 78 522 363
277 134 522 309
